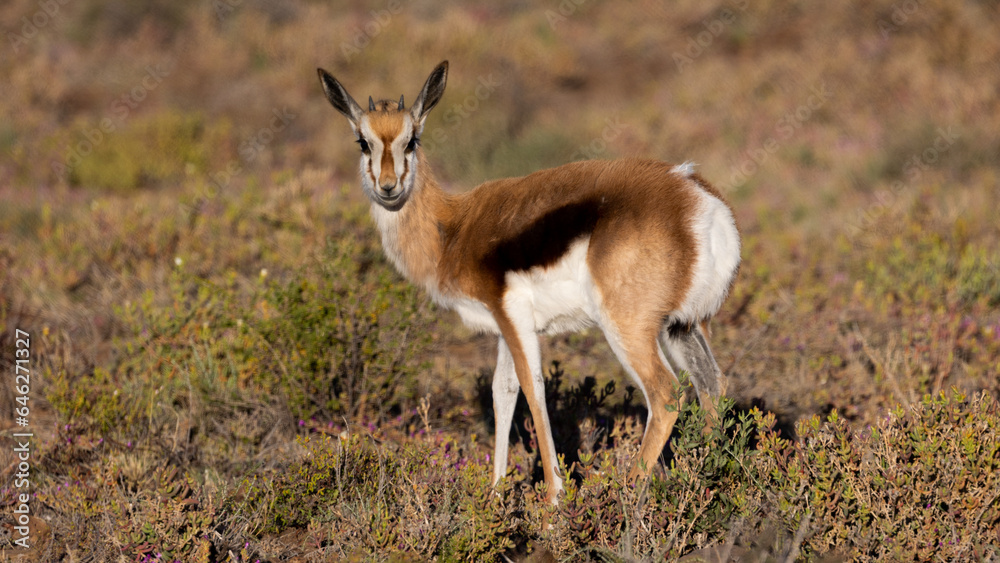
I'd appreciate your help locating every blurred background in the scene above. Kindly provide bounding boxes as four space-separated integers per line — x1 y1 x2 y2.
0 0 999 557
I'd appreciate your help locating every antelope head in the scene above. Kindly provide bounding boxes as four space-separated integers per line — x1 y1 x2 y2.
317 61 448 211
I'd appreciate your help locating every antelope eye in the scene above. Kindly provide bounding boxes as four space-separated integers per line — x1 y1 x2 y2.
406 135 419 152
356 138 370 153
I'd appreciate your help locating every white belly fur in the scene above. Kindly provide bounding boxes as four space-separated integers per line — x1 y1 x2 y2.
448 295 500 333
437 237 599 335
504 237 598 335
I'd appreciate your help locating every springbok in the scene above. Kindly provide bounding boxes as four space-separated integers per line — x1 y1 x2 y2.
317 61 741 502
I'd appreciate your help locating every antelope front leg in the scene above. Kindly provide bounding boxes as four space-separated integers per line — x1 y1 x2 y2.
491 338 519 485
494 313 563 503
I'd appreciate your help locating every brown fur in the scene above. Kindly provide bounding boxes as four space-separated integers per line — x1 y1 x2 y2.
361 103 713 316
367 110 412 187
322 72 738 502
394 158 704 318
383 154 716 493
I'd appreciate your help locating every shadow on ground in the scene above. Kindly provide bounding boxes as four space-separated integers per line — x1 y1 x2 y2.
474 360 800 487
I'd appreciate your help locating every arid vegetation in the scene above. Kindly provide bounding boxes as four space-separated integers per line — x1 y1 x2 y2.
0 0 998 561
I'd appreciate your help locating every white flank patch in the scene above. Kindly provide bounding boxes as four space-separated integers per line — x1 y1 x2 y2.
676 187 741 323
503 237 598 335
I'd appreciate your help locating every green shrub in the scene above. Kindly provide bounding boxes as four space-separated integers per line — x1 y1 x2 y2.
46 262 258 444
753 389 1000 561
63 110 231 192
538 395 760 560
232 431 519 561
252 235 434 422
46 228 434 462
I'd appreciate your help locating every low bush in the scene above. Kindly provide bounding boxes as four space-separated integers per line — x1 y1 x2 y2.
252 235 434 423
754 389 1000 561
57 111 232 192
45 227 435 468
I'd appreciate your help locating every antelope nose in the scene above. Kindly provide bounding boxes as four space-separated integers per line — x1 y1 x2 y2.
379 182 396 194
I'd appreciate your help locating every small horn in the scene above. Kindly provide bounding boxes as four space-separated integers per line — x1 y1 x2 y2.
398 94 404 110
369 96 376 111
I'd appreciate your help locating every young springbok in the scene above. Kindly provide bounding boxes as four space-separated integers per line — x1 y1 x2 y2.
317 61 741 502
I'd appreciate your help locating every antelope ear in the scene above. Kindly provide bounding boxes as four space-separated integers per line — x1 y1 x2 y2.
410 61 448 124
317 68 364 124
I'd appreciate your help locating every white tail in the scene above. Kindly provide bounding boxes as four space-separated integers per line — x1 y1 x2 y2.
317 61 741 502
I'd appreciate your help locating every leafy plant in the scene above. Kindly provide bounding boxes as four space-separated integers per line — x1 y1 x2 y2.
252 234 435 422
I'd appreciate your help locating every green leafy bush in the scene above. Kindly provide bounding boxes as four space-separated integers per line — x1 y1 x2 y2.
62 110 231 192
753 389 1000 561
232 431 520 561
46 228 434 467
252 236 434 422
536 395 760 560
